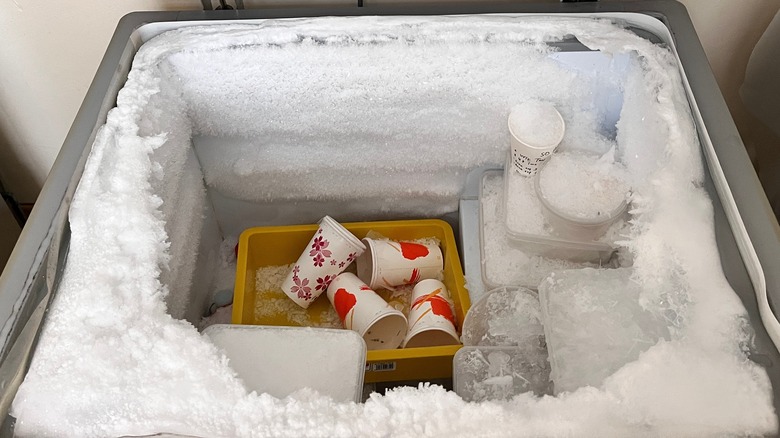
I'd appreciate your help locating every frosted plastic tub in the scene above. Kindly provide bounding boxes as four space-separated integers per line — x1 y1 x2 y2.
1 2 780 433
480 170 613 289
533 161 628 242
496 169 617 264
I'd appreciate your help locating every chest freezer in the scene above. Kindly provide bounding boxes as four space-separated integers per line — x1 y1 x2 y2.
1 1 779 436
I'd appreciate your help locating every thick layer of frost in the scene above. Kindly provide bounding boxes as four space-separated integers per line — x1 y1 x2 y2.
10 16 777 437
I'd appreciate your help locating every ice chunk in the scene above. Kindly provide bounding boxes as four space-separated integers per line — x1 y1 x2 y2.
539 267 671 394
454 346 552 401
461 286 545 348
457 287 551 401
549 51 631 140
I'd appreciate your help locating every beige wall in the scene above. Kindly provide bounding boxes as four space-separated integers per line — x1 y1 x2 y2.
677 0 780 168
680 0 779 113
0 0 777 204
0 1 201 202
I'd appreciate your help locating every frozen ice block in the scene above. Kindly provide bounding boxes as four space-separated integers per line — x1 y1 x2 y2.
539 268 670 394
461 286 545 348
456 287 551 401
453 346 552 401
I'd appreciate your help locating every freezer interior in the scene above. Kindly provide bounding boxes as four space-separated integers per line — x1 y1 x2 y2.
3 10 780 437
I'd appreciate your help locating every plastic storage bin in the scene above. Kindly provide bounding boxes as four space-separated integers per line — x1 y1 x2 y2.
498 168 617 264
478 169 613 291
532 152 629 242
233 219 470 383
500 152 617 263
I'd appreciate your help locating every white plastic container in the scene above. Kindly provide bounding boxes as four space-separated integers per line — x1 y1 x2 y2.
501 150 621 261
491 170 617 267
479 170 614 291
202 324 366 402
534 152 629 241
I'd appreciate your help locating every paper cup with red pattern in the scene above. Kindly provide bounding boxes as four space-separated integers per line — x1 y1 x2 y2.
356 238 443 289
281 216 366 308
327 272 408 350
402 279 460 348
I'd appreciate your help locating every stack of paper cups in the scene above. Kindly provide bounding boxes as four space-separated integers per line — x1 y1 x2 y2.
356 238 443 289
281 216 366 308
403 279 460 348
327 273 408 350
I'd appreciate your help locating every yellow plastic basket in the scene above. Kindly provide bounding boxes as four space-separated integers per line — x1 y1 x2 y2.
233 219 470 383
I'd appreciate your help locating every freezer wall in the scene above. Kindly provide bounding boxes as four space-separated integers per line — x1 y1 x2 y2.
143 63 221 323
167 25 620 232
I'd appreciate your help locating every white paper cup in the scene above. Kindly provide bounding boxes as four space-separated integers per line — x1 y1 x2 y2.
327 273 408 350
281 216 366 308
508 101 565 177
356 238 443 289
402 279 460 349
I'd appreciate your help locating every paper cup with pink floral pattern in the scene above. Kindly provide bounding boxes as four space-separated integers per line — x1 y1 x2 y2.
327 272 408 350
282 216 366 308
402 279 460 348
356 238 443 289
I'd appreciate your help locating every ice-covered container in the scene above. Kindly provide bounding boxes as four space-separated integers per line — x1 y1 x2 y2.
533 151 629 241
456 286 552 400
453 346 551 401
477 169 612 291
501 156 621 264
499 170 617 264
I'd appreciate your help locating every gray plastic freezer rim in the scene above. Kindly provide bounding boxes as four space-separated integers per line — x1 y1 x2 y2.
0 0 777 427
